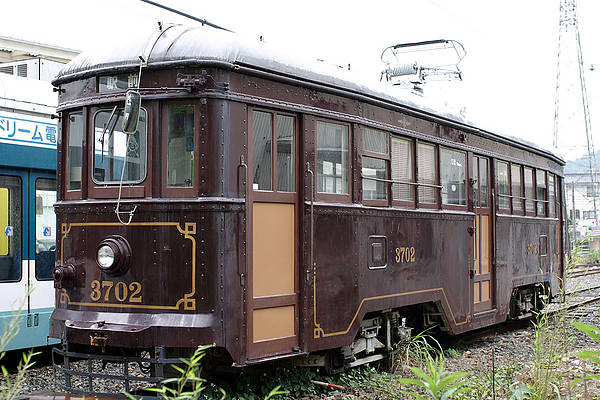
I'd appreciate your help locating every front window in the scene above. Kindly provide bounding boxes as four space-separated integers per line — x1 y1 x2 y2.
167 104 195 187
93 108 148 184
67 113 83 191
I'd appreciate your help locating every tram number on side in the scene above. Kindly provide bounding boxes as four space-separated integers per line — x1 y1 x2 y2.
395 246 416 264
90 280 143 303
526 243 539 255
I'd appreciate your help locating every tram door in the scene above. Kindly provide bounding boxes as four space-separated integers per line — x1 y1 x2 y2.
247 110 298 359
0 170 57 350
472 156 493 313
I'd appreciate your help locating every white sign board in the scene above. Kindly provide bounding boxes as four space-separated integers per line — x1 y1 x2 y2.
0 111 57 149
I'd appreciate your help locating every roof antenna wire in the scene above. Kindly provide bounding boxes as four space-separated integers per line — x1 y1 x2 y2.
139 0 234 32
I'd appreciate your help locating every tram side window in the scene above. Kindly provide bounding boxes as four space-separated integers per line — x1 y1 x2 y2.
417 143 437 204
277 115 295 192
548 173 556 217
67 112 83 191
496 161 510 210
252 111 273 191
0 176 21 282
536 170 547 216
511 165 523 213
524 167 535 213
479 158 489 207
391 137 413 202
440 148 466 206
362 128 388 201
35 178 56 280
317 121 348 195
93 108 148 184
167 104 195 187
252 111 296 192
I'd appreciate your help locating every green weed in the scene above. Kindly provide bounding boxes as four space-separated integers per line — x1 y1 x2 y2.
398 354 470 399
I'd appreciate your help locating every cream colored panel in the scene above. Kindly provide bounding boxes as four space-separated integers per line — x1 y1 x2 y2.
481 281 491 302
474 282 481 303
480 215 490 274
253 306 295 342
253 203 295 297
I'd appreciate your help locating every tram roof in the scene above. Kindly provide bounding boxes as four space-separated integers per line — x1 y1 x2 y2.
54 24 563 165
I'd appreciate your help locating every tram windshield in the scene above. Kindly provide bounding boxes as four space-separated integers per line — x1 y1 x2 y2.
93 108 147 184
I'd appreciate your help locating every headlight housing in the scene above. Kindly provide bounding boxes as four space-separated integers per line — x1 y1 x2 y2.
96 236 132 276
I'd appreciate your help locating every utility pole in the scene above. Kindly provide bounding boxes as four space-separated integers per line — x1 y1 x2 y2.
554 0 598 222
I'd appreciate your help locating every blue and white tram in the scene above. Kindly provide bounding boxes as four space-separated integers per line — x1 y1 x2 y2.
0 73 59 350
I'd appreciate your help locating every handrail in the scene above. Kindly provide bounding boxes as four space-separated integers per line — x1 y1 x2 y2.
306 162 314 283
360 175 443 189
239 154 248 286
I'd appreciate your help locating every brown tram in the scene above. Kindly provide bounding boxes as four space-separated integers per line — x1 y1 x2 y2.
50 24 565 395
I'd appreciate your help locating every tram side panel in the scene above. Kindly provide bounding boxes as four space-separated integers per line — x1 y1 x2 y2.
305 207 474 352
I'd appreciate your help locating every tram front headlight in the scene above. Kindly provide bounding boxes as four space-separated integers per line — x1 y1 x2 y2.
96 236 132 276
97 245 115 268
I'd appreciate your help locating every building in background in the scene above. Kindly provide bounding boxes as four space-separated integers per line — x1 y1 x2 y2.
0 35 78 81
565 171 600 249
0 36 78 350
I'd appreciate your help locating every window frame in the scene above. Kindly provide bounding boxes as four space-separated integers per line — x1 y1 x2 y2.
64 109 85 200
34 177 57 281
440 146 468 211
471 154 491 212
87 104 152 199
496 160 510 213
361 126 390 207
416 140 440 209
536 169 547 217
249 107 298 203
523 167 536 216
510 163 524 216
161 100 200 198
548 173 556 218
390 136 416 208
314 118 352 204
0 174 23 283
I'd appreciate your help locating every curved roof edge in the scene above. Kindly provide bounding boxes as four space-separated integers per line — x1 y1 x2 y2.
53 24 564 166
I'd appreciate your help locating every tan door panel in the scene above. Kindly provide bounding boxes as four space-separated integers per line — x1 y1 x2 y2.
252 202 295 297
253 306 295 342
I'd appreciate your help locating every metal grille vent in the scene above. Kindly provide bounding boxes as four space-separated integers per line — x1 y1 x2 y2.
0 66 14 75
17 64 27 77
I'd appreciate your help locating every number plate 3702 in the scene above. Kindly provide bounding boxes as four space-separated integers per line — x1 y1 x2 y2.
90 280 143 303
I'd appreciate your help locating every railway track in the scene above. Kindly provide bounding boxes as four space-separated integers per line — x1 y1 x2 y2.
568 264 600 278
454 283 600 346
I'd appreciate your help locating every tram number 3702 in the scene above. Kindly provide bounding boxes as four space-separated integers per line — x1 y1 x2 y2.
395 247 416 263
90 280 143 303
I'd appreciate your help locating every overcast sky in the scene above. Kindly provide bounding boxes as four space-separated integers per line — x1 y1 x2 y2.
1 0 597 160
